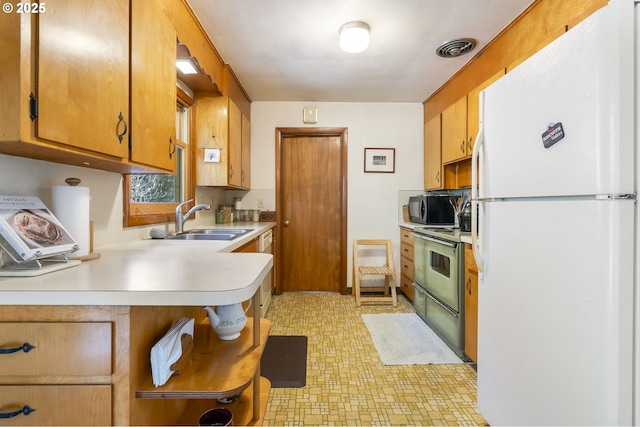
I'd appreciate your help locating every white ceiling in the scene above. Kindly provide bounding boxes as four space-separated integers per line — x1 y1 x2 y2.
186 0 535 103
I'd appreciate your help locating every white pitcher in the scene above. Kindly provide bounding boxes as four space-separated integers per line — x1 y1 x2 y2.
203 301 251 340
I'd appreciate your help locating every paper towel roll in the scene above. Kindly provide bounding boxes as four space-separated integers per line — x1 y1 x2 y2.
52 185 91 256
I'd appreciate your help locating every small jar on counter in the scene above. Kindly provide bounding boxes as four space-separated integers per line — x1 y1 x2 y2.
215 209 225 224
252 210 260 222
223 206 232 223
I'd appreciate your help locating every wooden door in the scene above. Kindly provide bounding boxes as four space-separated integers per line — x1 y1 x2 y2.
36 0 129 158
276 128 347 293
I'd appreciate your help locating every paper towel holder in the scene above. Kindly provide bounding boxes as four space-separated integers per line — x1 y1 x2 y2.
65 177 82 186
56 178 101 262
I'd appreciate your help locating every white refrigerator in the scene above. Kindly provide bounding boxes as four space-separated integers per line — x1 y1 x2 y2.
471 0 638 424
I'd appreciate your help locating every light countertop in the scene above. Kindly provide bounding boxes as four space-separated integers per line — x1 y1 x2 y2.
0 223 275 306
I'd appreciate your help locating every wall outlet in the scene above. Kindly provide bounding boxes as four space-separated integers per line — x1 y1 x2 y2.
257 198 264 209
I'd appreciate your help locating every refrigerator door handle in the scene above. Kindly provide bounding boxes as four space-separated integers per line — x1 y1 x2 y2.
471 90 485 273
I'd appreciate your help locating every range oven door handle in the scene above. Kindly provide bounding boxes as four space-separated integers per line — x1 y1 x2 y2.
413 233 458 249
425 292 459 318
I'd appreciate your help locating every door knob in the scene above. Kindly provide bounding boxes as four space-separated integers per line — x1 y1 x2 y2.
284 220 290 226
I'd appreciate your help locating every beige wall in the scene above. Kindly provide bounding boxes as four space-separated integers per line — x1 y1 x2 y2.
249 101 424 287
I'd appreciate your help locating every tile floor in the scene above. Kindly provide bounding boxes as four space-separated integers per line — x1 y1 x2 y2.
262 292 487 426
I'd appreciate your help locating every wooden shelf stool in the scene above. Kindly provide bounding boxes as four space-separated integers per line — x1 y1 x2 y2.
353 239 397 307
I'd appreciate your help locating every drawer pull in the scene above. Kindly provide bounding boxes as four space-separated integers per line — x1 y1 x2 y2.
0 342 36 354
0 405 35 419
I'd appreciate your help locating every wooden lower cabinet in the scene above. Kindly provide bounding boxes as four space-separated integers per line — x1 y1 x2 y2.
0 385 111 426
464 244 478 363
399 227 415 301
234 237 259 253
0 300 269 426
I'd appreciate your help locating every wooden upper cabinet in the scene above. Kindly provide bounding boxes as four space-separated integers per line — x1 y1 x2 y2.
440 69 504 167
467 69 505 155
241 114 251 189
228 99 243 187
424 114 443 190
0 0 182 174
130 0 177 172
441 96 468 164
36 0 129 159
195 96 251 189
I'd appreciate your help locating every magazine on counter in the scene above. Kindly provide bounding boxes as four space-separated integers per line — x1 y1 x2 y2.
0 195 78 262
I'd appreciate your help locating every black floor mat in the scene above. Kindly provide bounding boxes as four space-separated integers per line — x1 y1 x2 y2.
260 335 307 388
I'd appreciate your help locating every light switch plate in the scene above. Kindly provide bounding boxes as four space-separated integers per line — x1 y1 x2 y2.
303 106 318 124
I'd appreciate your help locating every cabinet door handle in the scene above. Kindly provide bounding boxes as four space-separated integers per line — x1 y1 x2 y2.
168 137 176 160
0 342 36 354
0 405 35 419
460 140 465 153
436 171 440 183
116 112 128 143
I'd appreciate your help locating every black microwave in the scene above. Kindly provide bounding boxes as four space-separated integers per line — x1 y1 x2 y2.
408 194 456 226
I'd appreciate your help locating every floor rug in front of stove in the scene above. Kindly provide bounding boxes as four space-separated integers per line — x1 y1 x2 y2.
260 335 307 388
362 313 462 365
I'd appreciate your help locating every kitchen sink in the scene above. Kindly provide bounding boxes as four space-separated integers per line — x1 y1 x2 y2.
186 228 253 235
165 228 253 241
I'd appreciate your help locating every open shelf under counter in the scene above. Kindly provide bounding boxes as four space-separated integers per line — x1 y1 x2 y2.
181 376 271 426
136 317 271 400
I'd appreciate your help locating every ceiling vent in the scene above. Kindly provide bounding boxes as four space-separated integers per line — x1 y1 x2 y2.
436 38 477 58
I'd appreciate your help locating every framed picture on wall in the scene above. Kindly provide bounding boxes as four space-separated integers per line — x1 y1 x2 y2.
364 148 395 173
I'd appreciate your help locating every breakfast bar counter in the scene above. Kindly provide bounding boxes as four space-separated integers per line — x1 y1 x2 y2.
0 224 275 426
0 240 272 306
0 223 275 306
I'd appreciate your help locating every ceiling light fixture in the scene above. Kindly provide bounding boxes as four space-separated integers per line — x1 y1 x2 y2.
339 21 370 53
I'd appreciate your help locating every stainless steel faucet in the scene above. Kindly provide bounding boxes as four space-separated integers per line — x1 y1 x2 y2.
175 199 211 234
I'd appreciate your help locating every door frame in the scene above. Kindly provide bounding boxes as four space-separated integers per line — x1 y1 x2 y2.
275 127 348 295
